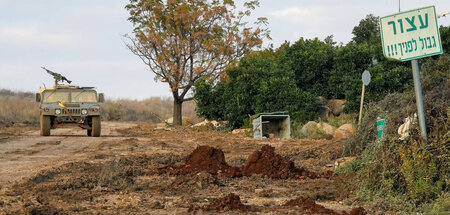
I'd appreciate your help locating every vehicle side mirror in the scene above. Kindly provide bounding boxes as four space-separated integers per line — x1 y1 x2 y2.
35 93 41 102
98 93 104 103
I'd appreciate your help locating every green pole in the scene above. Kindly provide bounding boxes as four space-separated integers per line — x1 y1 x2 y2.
411 59 428 142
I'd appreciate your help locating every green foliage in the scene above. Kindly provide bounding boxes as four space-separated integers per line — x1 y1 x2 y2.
352 14 380 45
332 14 412 113
439 25 450 53
422 192 450 214
195 48 318 128
324 114 357 129
195 13 442 134
398 141 444 204
283 38 335 97
343 53 450 212
328 42 372 102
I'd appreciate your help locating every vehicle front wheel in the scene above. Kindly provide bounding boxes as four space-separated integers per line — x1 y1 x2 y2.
91 116 101 137
40 115 51 136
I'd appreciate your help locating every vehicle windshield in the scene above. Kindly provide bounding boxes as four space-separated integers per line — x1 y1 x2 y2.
71 91 97 103
42 90 97 103
42 91 69 103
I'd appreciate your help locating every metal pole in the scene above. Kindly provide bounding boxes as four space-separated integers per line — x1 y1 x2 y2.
358 84 365 126
411 59 428 142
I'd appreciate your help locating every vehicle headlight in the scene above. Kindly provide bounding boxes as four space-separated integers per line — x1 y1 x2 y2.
55 109 61 115
81 109 88 115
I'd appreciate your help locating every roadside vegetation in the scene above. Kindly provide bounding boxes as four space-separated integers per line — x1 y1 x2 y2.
194 15 426 129
194 14 450 213
339 53 450 213
0 89 39 125
0 90 198 125
1 9 448 214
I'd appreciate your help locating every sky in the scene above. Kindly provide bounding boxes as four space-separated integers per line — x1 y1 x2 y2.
0 0 449 100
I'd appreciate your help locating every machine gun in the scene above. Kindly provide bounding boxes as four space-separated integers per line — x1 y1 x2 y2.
41 67 72 87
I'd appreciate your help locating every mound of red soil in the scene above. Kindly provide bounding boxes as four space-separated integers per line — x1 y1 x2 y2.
158 145 241 178
204 193 250 212
241 145 316 179
349 207 367 215
283 197 342 215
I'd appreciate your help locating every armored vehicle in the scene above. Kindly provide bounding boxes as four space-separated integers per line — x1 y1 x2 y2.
36 67 104 136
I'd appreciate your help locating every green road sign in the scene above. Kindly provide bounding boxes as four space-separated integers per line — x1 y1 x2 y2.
377 119 386 139
380 6 443 61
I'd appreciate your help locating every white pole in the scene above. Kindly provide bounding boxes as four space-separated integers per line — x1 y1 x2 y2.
358 84 365 126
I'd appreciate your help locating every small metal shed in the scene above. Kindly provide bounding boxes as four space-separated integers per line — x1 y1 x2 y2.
252 112 290 139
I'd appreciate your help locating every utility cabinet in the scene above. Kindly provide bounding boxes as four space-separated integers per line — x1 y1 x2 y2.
252 113 290 139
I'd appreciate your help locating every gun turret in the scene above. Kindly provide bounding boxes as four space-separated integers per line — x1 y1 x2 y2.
41 67 72 87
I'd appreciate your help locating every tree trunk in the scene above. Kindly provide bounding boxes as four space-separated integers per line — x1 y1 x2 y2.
173 99 183 126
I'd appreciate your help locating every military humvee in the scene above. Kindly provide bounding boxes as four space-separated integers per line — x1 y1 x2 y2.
36 67 104 137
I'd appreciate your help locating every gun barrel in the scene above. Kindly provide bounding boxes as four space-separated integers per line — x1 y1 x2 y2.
41 67 56 75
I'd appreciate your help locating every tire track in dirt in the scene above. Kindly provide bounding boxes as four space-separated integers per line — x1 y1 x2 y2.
0 122 139 184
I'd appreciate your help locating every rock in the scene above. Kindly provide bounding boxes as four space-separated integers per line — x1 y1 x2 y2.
333 124 355 139
317 96 331 118
301 122 335 139
300 121 318 137
317 122 335 138
327 99 346 116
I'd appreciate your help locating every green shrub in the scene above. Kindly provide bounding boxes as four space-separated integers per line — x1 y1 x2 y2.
195 49 319 128
344 53 450 212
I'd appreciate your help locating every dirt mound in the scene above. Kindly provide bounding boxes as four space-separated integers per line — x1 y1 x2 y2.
283 197 343 215
159 145 242 178
189 193 254 213
349 207 367 215
241 145 316 179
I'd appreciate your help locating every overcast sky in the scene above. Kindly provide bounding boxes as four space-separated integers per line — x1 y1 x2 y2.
0 0 449 100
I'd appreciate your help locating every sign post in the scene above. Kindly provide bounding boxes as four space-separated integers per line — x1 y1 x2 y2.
411 59 427 141
380 5 443 142
358 70 371 126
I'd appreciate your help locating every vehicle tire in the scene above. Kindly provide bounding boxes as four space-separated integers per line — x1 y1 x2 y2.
87 129 92 136
91 116 101 137
40 115 51 136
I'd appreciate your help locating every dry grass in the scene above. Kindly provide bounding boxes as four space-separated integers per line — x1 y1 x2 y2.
0 89 200 125
101 98 200 123
0 89 39 124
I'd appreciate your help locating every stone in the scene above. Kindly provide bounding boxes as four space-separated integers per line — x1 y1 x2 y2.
317 122 335 138
300 121 318 137
301 122 336 139
333 124 355 139
327 99 346 116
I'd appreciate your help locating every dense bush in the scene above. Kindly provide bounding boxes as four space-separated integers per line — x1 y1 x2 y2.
283 38 335 97
194 14 431 127
195 49 318 128
342 53 450 212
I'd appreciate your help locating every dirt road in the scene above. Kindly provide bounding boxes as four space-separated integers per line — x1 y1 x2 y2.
0 122 363 214
0 122 136 185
